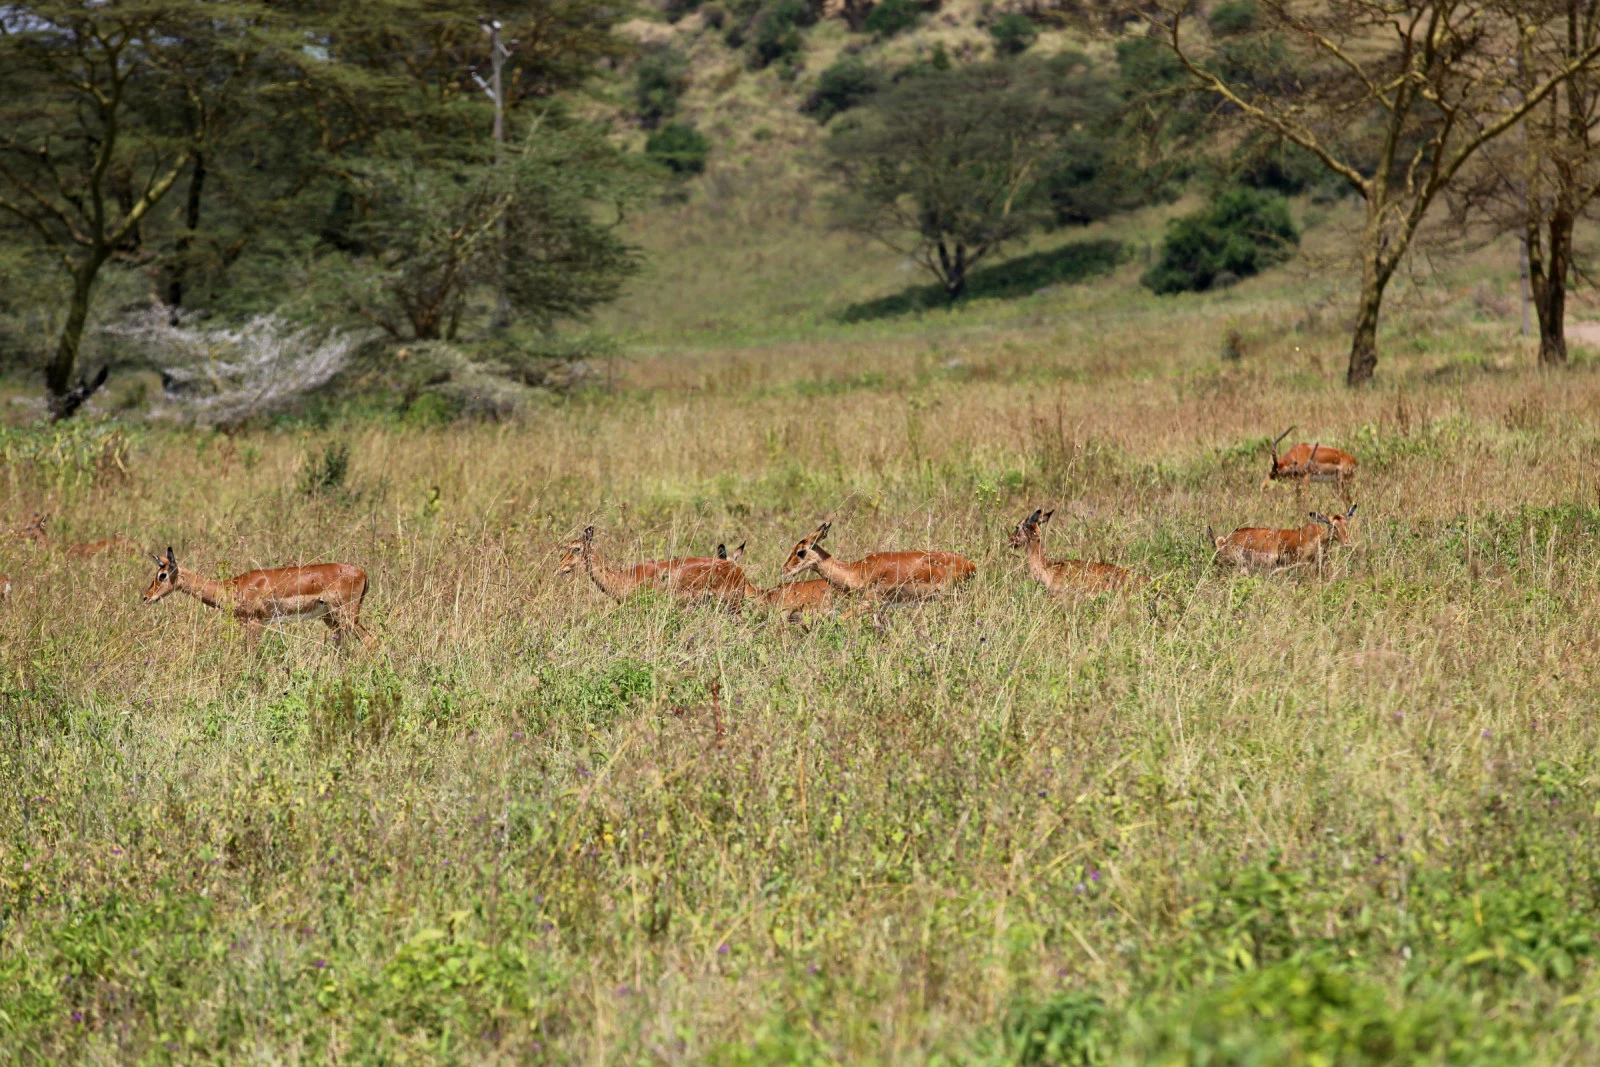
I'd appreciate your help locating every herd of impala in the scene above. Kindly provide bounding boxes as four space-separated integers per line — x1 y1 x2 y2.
0 428 1358 648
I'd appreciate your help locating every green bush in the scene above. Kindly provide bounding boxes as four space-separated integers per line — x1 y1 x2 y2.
1141 187 1298 294
1209 0 1261 36
646 123 712 175
750 0 814 69
801 56 882 122
863 0 921 38
635 46 690 129
989 13 1038 57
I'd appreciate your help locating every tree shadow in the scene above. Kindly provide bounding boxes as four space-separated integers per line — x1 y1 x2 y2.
838 239 1125 323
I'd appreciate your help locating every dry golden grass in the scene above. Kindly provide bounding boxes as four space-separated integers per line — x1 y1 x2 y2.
6 250 1600 1062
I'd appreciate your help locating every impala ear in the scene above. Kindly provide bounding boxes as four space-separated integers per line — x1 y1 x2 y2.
1345 504 1357 517
166 546 176 567
1040 509 1054 524
1025 508 1042 525
716 543 727 559
151 553 164 566
581 525 595 542
815 522 831 542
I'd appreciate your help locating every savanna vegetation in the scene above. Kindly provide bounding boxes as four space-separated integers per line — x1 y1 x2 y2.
7 0 1600 1064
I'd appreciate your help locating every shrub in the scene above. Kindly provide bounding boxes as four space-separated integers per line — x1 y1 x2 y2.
749 0 814 68
646 122 712 175
1141 187 1299 294
989 13 1038 57
801 56 882 122
1209 0 1261 36
634 46 690 129
863 0 921 38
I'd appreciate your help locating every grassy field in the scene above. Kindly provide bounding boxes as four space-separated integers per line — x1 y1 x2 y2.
7 208 1600 1063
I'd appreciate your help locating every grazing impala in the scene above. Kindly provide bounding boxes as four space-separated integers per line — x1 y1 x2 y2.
1263 427 1358 501
781 522 976 600
14 513 141 558
1209 505 1357 569
142 546 376 650
1008 509 1137 594
560 527 753 608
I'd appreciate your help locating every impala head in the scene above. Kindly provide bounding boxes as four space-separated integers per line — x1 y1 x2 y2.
142 547 180 604
716 542 745 563
1262 426 1296 490
555 526 597 575
15 512 47 543
1310 504 1357 545
1007 508 1053 550
782 522 831 578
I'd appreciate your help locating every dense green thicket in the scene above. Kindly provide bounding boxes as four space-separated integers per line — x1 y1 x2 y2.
1142 187 1300 294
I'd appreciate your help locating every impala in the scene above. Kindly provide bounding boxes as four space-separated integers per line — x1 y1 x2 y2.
15 513 141 558
0 574 9 600
1262 426 1358 500
1008 508 1137 594
1209 505 1357 569
715 543 745 564
717 542 835 619
781 521 976 600
560 527 753 608
142 546 377 650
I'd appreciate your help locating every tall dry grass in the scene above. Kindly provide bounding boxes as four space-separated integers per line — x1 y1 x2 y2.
5 281 1600 1062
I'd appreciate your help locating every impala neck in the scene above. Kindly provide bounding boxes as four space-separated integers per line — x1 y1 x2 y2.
808 545 867 592
582 543 633 601
1024 534 1053 584
177 567 233 611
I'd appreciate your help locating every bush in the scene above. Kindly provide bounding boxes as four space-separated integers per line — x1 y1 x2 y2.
750 0 814 68
646 122 712 175
1209 0 1261 36
1141 187 1299 294
635 46 690 129
801 56 882 122
989 13 1038 57
863 0 921 38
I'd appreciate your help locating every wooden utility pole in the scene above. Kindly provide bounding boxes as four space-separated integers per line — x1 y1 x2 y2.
474 17 512 329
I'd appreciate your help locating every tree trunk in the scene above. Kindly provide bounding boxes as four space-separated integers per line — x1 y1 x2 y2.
1532 208 1573 367
164 152 207 319
46 257 108 420
1347 253 1384 387
938 241 967 302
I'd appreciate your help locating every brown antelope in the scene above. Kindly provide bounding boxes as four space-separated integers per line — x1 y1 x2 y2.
15 513 141 558
716 542 835 620
781 522 976 601
0 574 9 600
559 527 753 609
1263 427 1358 501
142 546 377 650
1209 505 1357 569
13 513 47 544
1008 509 1137 594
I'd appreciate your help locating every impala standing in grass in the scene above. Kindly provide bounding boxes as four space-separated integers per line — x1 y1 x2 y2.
142 547 377 650
1263 427 1359 502
782 521 976 601
1209 505 1357 570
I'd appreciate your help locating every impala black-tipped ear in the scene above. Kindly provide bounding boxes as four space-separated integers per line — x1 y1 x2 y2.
1346 504 1357 517
151 553 164 566
165 546 176 566
1040 509 1054 524
581 526 595 542
815 522 831 542
1024 508 1042 527
716 543 727 559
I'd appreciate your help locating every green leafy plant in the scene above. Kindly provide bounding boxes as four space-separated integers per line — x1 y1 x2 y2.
1141 187 1299 294
647 122 713 175
989 13 1038 57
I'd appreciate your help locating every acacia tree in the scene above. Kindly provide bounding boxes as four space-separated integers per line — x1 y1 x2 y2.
0 0 270 418
825 56 1115 300
1161 0 1600 386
